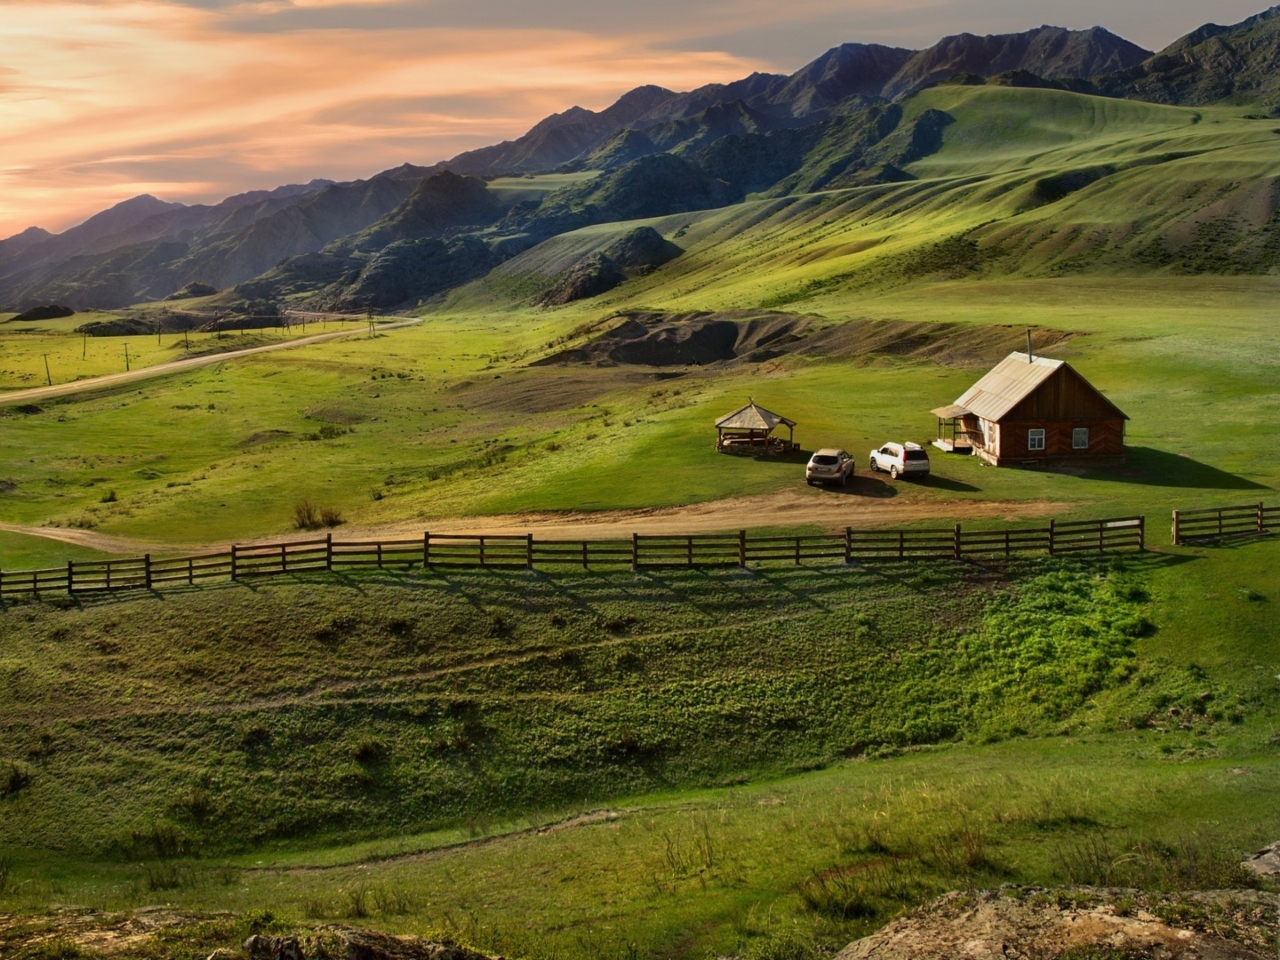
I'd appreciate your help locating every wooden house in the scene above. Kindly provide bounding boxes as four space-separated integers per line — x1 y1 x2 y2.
932 352 1127 466
715 401 797 454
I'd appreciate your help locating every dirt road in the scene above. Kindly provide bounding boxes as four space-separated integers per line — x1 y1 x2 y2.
0 316 422 407
1 491 1066 557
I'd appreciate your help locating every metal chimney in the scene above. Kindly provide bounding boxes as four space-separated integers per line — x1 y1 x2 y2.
1026 329 1034 363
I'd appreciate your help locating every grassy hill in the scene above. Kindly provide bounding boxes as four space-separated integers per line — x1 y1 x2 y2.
0 539 1277 959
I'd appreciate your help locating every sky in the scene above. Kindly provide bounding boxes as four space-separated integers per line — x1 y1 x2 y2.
0 0 1269 239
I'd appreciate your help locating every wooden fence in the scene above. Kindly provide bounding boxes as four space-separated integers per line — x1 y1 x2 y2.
1171 502 1276 546
0 515 1145 599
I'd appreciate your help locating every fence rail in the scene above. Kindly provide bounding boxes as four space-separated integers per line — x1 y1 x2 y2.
1172 502 1277 546
0 514 1148 600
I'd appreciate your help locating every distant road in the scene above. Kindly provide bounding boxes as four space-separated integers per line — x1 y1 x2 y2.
0 315 422 407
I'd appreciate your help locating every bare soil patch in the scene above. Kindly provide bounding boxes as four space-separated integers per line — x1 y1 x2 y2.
536 311 1075 369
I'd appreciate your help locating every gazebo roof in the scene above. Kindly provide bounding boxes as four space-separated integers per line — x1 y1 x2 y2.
715 401 796 431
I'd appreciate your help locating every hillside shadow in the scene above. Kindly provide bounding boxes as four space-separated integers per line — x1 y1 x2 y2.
1084 447 1270 490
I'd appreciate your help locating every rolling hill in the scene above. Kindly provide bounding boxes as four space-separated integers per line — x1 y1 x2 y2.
0 9 1276 315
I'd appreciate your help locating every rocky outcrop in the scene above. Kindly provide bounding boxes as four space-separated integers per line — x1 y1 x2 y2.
836 888 1280 960
244 927 498 960
324 236 497 311
533 227 681 306
1244 841 1280 877
9 304 74 322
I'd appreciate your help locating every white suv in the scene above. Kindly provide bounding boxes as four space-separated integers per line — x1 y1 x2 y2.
869 442 930 479
806 448 855 486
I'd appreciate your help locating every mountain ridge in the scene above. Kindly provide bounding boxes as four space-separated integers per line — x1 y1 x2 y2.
2 10 1277 312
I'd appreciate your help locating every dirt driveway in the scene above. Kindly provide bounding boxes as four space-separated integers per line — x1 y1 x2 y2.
1 490 1066 557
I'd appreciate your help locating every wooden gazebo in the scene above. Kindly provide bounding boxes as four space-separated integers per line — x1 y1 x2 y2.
715 400 797 455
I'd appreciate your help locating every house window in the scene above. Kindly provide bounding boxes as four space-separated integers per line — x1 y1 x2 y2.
1028 428 1046 452
1072 427 1090 450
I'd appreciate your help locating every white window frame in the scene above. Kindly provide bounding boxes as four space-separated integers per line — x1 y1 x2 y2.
1027 428 1046 452
1072 427 1090 450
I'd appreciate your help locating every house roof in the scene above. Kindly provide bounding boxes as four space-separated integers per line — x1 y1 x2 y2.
949 352 1065 422
715 401 796 431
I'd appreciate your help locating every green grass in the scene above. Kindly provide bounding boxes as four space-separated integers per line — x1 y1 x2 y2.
0 531 113 570
0 318 370 393
0 542 1276 958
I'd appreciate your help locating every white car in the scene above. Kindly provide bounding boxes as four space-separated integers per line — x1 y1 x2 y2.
806 448 855 486
869 442 931 479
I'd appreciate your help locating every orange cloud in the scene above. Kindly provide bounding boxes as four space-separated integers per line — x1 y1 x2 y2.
0 1 773 236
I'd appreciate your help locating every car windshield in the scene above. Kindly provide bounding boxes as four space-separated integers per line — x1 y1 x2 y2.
905 450 929 462
812 456 839 466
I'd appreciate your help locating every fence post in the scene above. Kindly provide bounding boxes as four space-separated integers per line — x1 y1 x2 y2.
1004 530 1011 557
1172 510 1180 547
1138 516 1145 552
144 554 152 589
231 544 239 580
844 527 852 565
687 537 693 567
739 529 747 567
188 557 194 585
794 537 801 566
582 540 588 570
326 533 333 571
1217 508 1224 538
67 560 74 595
1260 502 1267 535
953 524 962 561
1097 520 1104 553
281 543 288 573
423 531 430 568
631 533 639 572
1048 519 1056 557
898 530 905 560
526 533 534 570
479 536 486 567
377 542 383 569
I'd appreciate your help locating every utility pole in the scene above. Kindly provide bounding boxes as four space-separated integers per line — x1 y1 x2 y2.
124 343 130 372
82 330 87 359
43 354 52 386
184 325 190 355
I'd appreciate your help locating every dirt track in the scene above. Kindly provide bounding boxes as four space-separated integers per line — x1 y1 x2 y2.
1 491 1066 557
0 316 422 407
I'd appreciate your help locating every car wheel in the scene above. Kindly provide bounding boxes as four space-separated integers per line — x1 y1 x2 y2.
869 459 877 472
841 470 849 486
890 466 899 479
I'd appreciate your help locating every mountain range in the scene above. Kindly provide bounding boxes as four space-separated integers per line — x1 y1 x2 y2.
2 7 1278 314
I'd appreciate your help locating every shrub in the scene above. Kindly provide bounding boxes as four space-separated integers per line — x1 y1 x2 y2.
352 736 386 764
320 507 344 528
3 761 31 796
318 423 348 440
294 500 321 530
100 490 118 504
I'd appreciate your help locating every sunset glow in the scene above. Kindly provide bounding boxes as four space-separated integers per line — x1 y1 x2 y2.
0 0 1268 237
